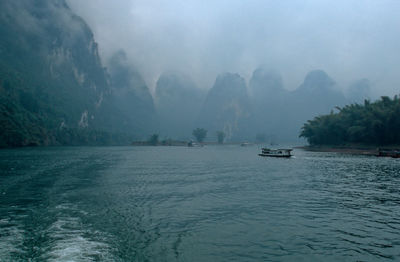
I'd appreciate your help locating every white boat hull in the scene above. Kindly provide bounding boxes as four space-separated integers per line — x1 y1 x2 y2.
259 148 293 158
258 153 291 158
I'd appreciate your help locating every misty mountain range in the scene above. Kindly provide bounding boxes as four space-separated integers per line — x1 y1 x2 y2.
0 0 372 147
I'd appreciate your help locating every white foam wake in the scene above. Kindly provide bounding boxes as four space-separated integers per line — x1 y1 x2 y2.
41 204 113 262
0 217 26 259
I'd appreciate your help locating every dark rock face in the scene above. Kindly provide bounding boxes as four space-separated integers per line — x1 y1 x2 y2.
248 68 347 142
107 50 157 137
288 70 346 139
292 70 345 109
197 73 252 140
298 70 336 92
250 68 285 98
249 68 288 141
0 0 108 146
155 72 205 139
0 0 155 146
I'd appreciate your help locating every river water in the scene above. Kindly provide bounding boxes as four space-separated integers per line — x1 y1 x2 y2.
0 146 399 261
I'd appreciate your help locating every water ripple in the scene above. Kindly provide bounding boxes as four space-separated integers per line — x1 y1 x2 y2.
1 146 400 261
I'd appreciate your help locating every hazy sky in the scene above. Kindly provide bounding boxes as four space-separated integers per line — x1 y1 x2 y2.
67 0 400 96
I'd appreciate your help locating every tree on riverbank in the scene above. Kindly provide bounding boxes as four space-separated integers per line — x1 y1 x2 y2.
216 131 226 144
148 134 159 145
300 95 400 145
193 128 207 143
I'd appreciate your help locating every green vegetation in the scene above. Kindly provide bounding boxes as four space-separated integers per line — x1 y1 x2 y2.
300 96 400 145
216 131 226 144
192 128 207 143
148 134 159 146
0 1 144 148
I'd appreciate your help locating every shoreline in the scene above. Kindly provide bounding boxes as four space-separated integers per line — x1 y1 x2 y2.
298 145 400 156
298 146 377 155
131 141 261 146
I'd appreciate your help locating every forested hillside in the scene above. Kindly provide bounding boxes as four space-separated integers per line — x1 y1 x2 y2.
0 0 154 147
300 96 400 145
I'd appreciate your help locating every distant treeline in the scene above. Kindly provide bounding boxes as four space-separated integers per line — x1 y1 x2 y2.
300 95 400 145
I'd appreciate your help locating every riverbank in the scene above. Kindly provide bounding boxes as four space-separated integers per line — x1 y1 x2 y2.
131 140 187 146
299 145 400 156
131 141 258 146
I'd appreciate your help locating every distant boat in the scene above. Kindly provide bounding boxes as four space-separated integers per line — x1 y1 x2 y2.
241 142 252 147
188 141 202 147
259 148 293 158
377 148 400 158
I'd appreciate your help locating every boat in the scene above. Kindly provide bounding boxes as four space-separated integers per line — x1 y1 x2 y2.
188 140 203 147
376 148 400 158
258 148 293 158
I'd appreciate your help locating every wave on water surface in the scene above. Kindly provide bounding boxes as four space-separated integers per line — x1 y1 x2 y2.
40 204 113 262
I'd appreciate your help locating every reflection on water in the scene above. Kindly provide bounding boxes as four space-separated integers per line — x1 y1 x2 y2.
1 146 400 261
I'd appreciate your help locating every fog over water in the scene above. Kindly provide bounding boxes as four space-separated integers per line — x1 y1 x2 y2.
68 0 400 96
